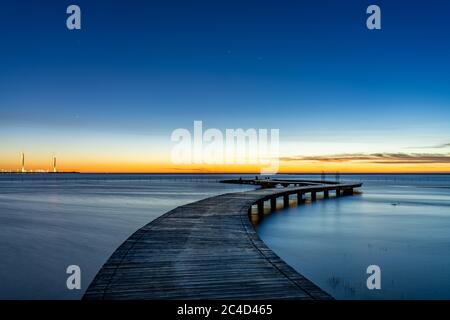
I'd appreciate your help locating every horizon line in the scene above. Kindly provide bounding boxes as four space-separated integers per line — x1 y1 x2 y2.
2 171 450 175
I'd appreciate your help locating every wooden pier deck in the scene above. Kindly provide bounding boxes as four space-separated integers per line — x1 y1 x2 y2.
84 180 362 300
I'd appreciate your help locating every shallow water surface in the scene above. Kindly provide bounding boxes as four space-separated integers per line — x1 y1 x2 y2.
1 174 449 299
0 174 252 299
256 175 450 299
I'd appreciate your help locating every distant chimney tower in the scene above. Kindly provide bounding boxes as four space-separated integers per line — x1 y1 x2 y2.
21 153 25 173
53 156 57 173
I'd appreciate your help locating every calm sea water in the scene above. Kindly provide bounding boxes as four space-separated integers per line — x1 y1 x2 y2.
0 174 449 299
0 174 253 299
257 174 450 299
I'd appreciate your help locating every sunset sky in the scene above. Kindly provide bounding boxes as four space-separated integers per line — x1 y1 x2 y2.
1 0 449 173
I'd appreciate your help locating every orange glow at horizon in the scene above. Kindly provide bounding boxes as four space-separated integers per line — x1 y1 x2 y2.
2 160 449 174
1 150 449 173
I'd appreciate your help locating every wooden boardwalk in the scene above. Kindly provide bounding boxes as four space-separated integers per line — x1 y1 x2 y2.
84 181 362 300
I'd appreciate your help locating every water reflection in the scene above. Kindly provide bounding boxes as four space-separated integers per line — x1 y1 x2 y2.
256 175 450 299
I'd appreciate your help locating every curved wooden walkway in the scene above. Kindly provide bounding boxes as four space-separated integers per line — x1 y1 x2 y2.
84 182 361 300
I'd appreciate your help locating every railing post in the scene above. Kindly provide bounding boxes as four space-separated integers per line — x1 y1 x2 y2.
257 201 264 217
283 195 289 208
270 197 276 211
343 188 353 196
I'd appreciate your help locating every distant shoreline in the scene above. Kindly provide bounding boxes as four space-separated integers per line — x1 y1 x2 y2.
1 172 450 175
0 172 80 174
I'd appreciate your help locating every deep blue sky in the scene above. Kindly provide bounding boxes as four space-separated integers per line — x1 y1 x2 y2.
0 0 449 170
